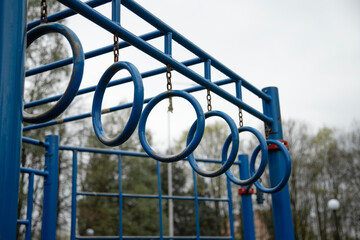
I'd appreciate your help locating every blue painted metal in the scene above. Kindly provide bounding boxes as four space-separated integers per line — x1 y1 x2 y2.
25 30 162 79
252 139 291 193
24 23 85 123
262 87 295 240
0 0 26 238
226 178 235 240
25 173 35 240
24 56 197 109
92 61 144 146
23 76 232 132
112 0 121 25
71 150 78 240
139 90 205 162
41 135 59 240
56 0 273 124
118 155 123 240
20 167 49 177
22 136 49 147
187 111 239 177
156 161 164 239
165 32 172 56
27 0 112 31
223 127 268 186
192 171 200 240
238 155 256 240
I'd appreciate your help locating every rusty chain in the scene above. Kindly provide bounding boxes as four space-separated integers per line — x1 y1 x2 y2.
206 89 212 112
166 65 173 112
40 0 47 23
113 34 119 62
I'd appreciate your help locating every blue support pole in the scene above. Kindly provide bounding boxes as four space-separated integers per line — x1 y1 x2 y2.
156 161 163 240
71 150 78 240
118 155 123 240
192 170 200 240
41 135 59 239
226 177 235 240
25 173 35 240
262 87 295 240
0 0 27 239
239 155 255 240
112 0 121 25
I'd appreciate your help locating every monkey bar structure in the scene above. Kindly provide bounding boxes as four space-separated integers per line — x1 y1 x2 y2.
0 0 295 239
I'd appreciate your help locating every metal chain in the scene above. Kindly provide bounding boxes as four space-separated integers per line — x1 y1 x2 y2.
206 89 212 112
40 0 48 23
265 123 271 140
113 34 119 62
166 65 173 112
238 108 243 128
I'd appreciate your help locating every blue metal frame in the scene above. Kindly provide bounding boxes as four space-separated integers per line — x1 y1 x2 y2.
0 0 27 239
262 87 295 239
65 144 236 239
0 0 296 238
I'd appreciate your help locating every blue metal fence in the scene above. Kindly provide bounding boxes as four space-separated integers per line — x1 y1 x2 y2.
0 0 295 239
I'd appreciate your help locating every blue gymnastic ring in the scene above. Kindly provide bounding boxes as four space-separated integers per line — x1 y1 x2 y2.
92 61 144 146
186 111 239 177
23 23 84 123
223 127 268 186
138 90 205 162
252 139 292 193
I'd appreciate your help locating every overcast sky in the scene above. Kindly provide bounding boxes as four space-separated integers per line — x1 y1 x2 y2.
66 0 360 148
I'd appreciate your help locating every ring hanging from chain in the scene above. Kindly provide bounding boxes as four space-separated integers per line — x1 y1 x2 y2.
92 61 144 146
23 23 84 123
223 126 268 186
186 111 239 177
251 139 291 193
138 90 205 162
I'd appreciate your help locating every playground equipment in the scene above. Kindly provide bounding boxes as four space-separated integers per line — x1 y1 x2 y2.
0 0 295 239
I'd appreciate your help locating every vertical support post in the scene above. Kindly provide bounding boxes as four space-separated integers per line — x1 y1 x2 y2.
156 161 163 240
0 0 27 239
226 176 235 239
262 87 295 240
112 0 121 25
41 135 59 240
25 173 35 240
239 155 256 240
192 170 200 240
118 154 123 240
71 150 78 240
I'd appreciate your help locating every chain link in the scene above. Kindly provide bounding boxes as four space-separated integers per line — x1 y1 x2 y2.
113 34 119 63
206 89 212 112
166 65 173 112
40 0 48 23
265 123 271 140
238 108 243 128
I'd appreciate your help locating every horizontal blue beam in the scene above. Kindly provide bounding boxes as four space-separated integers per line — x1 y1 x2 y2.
17 220 29 225
56 0 273 124
25 30 162 78
22 136 49 147
23 76 231 131
20 167 49 177
77 192 229 202
58 144 240 166
25 57 199 109
27 0 112 31
76 236 232 240
121 0 270 103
